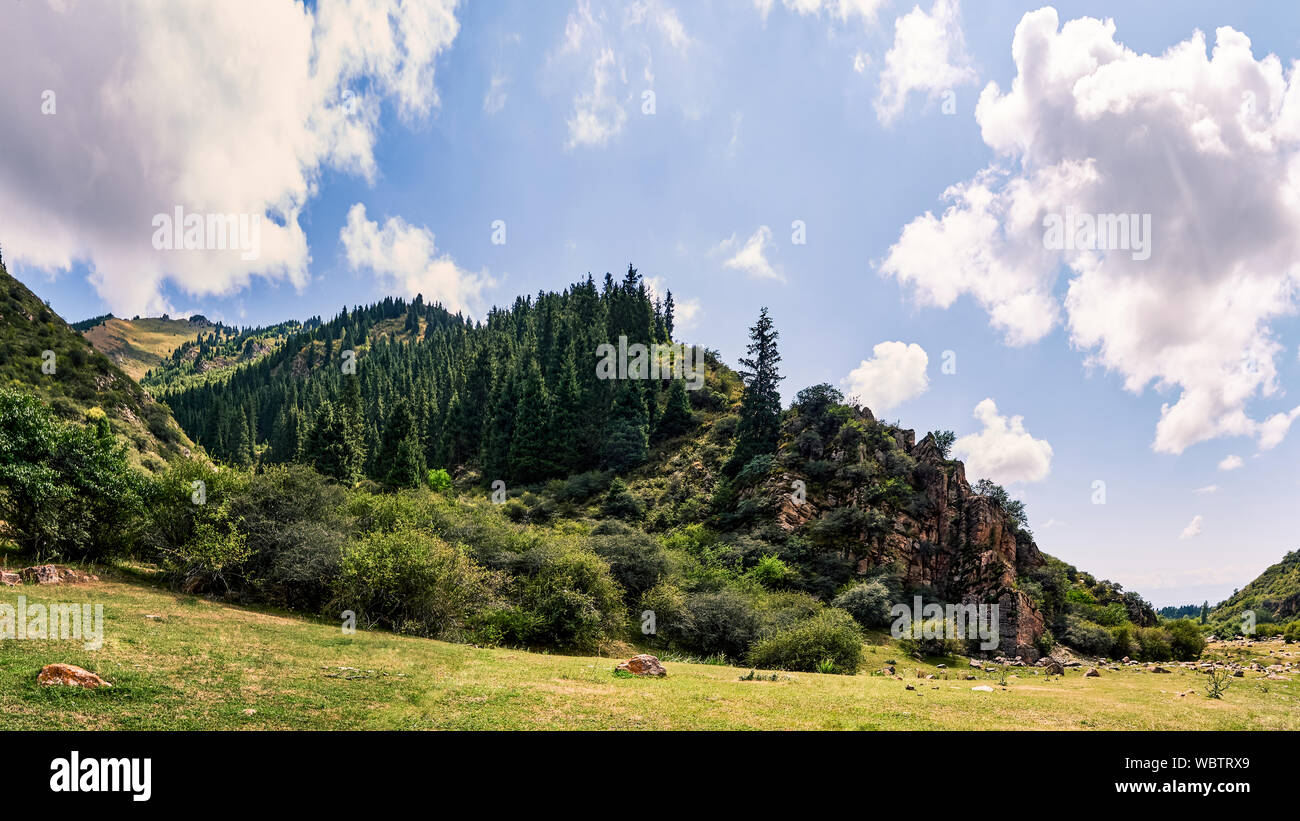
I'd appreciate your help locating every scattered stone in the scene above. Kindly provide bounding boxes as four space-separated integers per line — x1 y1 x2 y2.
1085 668 1101 677
905 684 916 691
615 654 667 677
1042 658 1065 675
1152 666 1171 674
971 685 995 692
20 565 61 585
242 709 257 716
37 664 111 689
0 570 20 586
936 663 947 669
968 659 983 669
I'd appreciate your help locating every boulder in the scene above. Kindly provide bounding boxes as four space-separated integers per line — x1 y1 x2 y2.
1085 667 1101 677
616 654 667 677
20 565 61 585
1041 658 1065 675
0 570 20 586
1152 666 1172 674
37 664 112 689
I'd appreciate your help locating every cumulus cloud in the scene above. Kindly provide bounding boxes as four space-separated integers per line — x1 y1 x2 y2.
1218 454 1244 471
952 398 1053 484
718 226 784 282
875 0 977 125
1179 514 1204 540
880 8 1300 455
0 0 460 316
340 204 492 318
842 341 930 413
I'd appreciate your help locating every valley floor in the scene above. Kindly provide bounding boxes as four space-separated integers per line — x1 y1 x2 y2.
2 576 1298 730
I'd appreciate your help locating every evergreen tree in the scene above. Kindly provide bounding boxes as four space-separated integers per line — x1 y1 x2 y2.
727 307 784 475
377 398 426 488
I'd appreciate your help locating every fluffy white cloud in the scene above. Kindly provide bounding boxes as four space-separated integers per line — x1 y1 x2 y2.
0 0 460 316
719 226 784 282
1218 454 1244 471
340 204 492 318
1193 484 1218 495
875 0 977 125
881 8 1300 454
1179 514 1204 540
952 399 1053 484
842 341 930 413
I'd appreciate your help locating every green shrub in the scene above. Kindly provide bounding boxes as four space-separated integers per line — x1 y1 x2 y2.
832 581 893 628
748 554 793 588
1284 621 1300 644
1110 624 1135 658
1166 618 1207 661
601 477 644 520
672 590 761 661
1135 626 1173 662
897 619 964 659
1062 615 1116 657
747 609 863 674
333 529 502 640
503 543 626 651
589 531 669 600
426 468 453 493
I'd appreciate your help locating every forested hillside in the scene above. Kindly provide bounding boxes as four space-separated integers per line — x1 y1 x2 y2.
0 262 193 470
161 266 704 486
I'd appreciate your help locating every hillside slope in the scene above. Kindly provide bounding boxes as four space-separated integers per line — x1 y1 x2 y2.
81 315 213 381
1211 550 1300 630
0 264 194 470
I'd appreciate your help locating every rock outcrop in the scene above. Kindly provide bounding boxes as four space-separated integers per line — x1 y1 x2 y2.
616 654 667 677
759 419 1049 661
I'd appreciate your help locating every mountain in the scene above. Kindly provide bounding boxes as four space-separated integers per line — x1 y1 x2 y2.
0 263 194 470
80 315 214 381
1210 550 1300 632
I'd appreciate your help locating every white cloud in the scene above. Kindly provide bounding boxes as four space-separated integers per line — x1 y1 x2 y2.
643 275 701 332
484 73 509 115
952 398 1053 484
1218 454 1244 471
842 341 930 413
340 203 492 318
875 0 977 125
1179 514 1204 540
755 0 887 27
557 0 691 150
0 0 459 317
719 226 784 282
853 51 872 74
1193 484 1218 495
881 8 1300 455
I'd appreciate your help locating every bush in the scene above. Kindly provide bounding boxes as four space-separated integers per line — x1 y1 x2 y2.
1110 624 1135 659
1166 618 1207 661
226 464 348 612
1062 615 1116 657
426 468 453 493
333 529 502 640
748 554 793 588
672 590 761 661
1284 621 1300 644
747 609 863 674
503 543 626 651
897 619 964 659
1135 626 1173 662
589 531 669 601
639 583 688 642
832 581 893 628
601 477 644 520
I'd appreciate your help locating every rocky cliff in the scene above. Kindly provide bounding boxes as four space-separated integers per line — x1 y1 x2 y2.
759 406 1047 661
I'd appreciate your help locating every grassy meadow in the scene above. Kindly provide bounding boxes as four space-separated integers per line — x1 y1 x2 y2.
2 572 1297 731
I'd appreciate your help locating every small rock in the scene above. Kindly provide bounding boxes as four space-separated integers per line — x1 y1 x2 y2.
20 565 61 585
968 659 983 669
1085 668 1101 677
37 664 111 689
0 570 20 586
905 684 916 691
242 709 257 716
971 685 995 692
615 654 667 677
1152 666 1171 674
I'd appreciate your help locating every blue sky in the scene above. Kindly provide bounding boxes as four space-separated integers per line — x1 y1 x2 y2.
5 0 1300 606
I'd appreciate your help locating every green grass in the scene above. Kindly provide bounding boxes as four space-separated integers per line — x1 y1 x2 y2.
2 575 1298 730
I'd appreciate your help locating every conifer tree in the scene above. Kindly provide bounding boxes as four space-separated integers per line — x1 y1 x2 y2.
727 307 784 475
